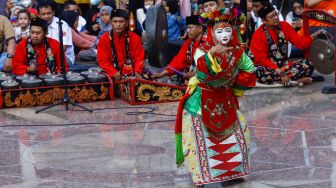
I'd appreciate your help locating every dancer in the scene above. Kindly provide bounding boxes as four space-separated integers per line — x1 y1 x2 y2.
175 8 255 187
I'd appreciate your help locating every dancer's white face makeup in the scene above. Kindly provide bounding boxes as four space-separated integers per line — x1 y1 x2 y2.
214 26 232 45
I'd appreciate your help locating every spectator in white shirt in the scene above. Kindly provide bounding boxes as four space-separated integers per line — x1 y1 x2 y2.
136 0 155 32
15 9 30 42
38 0 75 65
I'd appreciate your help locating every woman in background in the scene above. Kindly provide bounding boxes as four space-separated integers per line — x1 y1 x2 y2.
61 11 96 55
78 6 112 61
286 0 304 31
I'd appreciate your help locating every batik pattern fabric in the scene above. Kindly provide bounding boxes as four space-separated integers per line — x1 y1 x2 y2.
255 59 314 84
176 36 255 186
26 37 56 73
255 25 314 84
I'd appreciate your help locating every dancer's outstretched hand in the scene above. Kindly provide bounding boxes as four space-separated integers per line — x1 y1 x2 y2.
210 45 233 55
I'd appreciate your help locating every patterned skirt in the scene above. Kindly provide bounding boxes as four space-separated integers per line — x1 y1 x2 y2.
182 110 250 186
255 59 314 84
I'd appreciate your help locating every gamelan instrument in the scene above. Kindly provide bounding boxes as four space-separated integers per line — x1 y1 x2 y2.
145 3 168 68
303 9 336 94
0 70 186 108
21 76 43 88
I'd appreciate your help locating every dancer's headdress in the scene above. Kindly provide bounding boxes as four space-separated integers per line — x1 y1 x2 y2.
199 7 246 28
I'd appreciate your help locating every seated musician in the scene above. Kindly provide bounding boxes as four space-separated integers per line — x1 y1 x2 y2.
12 18 67 76
152 15 204 81
250 3 325 86
97 9 145 81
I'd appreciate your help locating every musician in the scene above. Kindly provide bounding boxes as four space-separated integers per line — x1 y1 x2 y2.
97 9 145 81
152 15 204 81
250 3 324 86
12 18 67 76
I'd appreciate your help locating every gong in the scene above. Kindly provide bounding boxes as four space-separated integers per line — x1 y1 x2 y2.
86 72 108 83
22 77 43 88
1 79 19 89
44 76 65 86
145 3 168 68
67 75 86 85
310 35 335 75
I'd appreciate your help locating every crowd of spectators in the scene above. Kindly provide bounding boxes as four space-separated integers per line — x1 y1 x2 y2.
0 0 334 75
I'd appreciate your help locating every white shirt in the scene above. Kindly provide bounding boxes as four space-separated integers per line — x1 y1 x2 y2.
77 16 86 32
47 16 75 65
15 27 30 41
136 8 146 31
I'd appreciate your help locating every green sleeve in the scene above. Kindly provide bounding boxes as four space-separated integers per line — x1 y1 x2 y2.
238 52 254 73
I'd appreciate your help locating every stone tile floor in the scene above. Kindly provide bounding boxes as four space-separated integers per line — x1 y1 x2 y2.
0 75 335 188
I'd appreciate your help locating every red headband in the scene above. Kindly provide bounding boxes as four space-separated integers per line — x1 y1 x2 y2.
213 22 231 30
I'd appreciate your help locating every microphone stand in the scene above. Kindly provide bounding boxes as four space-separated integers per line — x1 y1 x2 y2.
36 18 93 113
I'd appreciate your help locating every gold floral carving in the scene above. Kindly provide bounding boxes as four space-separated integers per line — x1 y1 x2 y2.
136 83 184 102
15 90 37 107
4 90 37 107
4 92 15 107
36 87 65 105
75 85 108 102
3 85 109 108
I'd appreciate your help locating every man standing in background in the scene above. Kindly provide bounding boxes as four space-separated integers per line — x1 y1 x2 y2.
0 14 16 72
